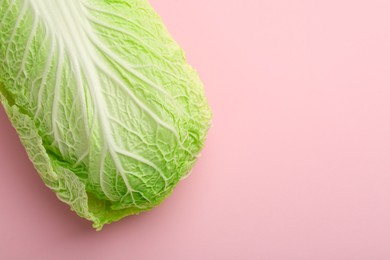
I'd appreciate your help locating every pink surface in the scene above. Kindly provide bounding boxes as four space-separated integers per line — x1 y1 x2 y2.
1 0 390 259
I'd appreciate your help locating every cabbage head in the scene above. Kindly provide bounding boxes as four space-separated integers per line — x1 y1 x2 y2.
0 0 211 230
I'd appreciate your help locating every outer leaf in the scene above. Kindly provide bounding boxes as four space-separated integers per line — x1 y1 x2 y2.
0 0 211 229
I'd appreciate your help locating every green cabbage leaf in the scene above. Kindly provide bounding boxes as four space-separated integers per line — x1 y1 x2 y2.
0 0 211 230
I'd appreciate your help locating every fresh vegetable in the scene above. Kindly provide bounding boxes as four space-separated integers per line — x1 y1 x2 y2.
0 0 211 230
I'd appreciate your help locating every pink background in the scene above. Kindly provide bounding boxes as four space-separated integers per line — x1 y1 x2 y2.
1 0 390 259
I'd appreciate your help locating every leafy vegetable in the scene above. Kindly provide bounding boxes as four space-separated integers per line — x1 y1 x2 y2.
0 0 211 230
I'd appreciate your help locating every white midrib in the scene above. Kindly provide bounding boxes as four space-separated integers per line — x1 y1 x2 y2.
29 0 135 200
